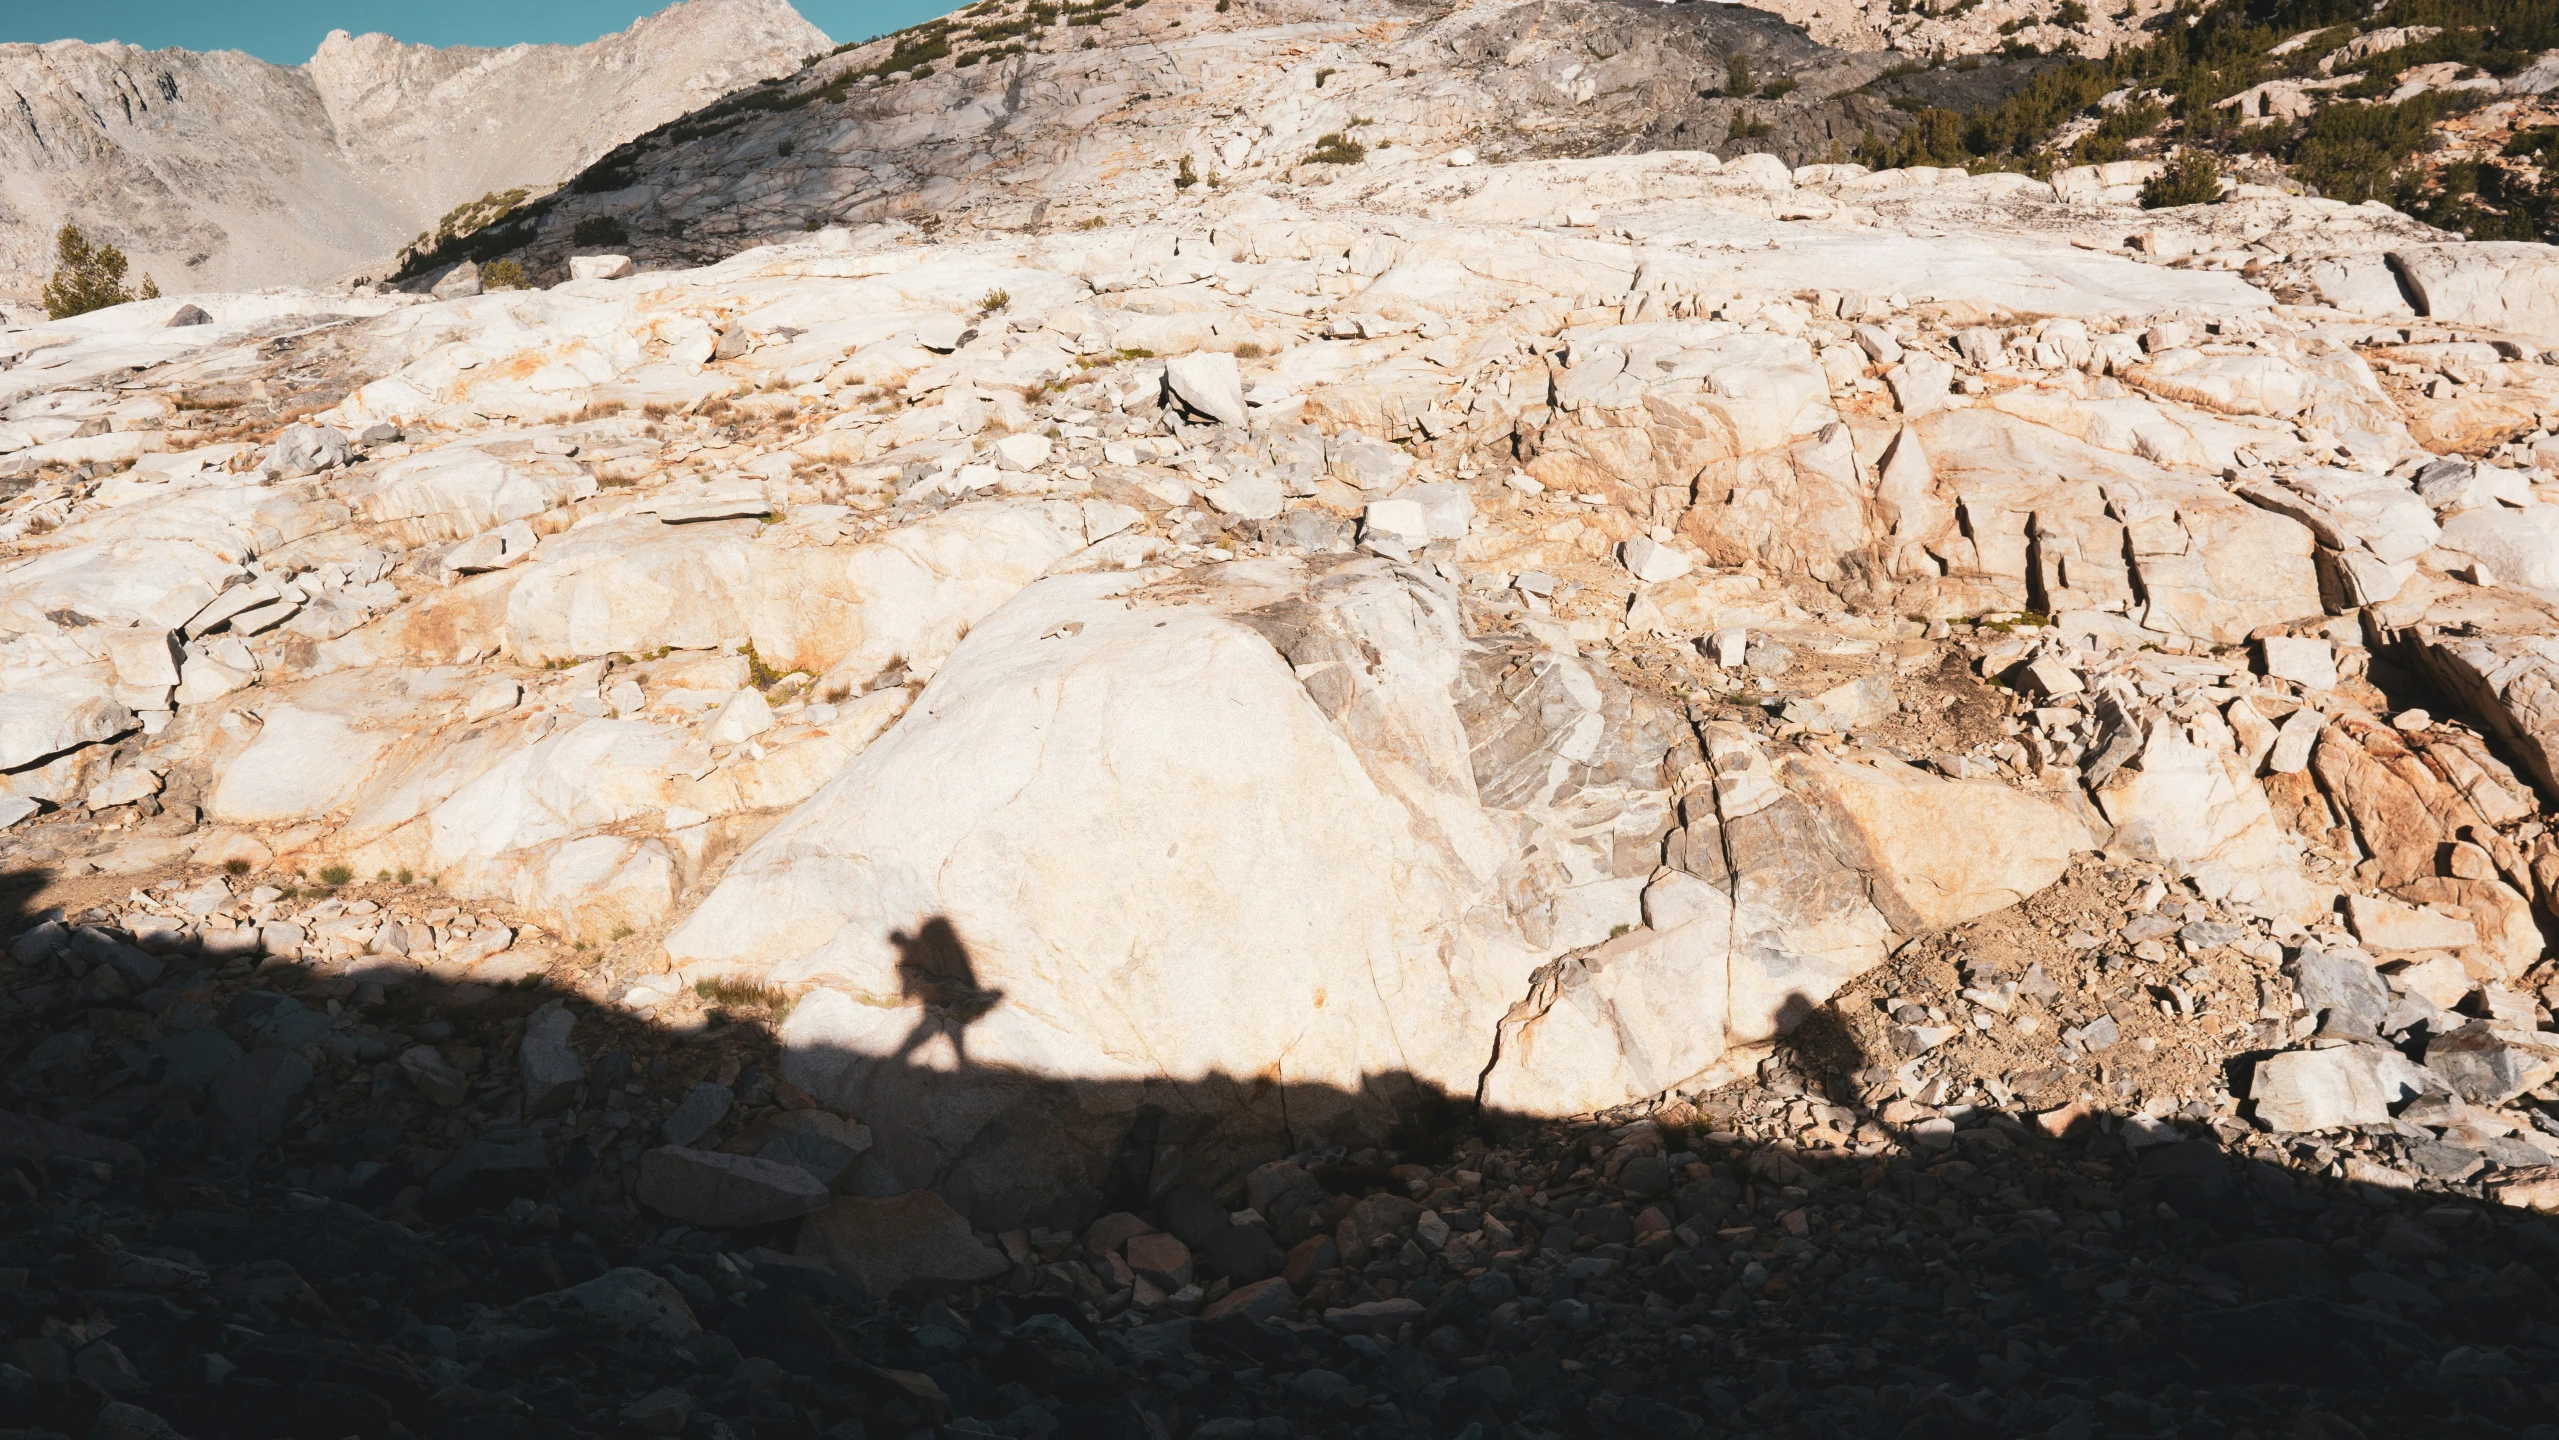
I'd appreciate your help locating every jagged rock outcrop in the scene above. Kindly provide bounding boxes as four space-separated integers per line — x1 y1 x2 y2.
0 0 825 297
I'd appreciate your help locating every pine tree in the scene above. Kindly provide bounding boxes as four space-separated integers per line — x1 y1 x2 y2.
41 225 157 320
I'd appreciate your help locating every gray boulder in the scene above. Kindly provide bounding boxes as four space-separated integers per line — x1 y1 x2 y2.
210 1049 311 1145
431 260 483 299
637 1146 831 1227
752 1109 872 1188
2250 1043 2430 1132
267 424 352 479
518 1000 585 1117
558 1267 701 1339
796 1189 1009 1294
2426 1020 2557 1103
2284 945 2388 1036
662 1080 733 1145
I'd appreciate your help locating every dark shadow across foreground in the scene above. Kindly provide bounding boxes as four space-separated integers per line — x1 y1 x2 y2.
5 865 2559 1440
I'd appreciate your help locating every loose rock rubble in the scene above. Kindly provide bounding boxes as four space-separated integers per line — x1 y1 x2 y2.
12 928 2559 1440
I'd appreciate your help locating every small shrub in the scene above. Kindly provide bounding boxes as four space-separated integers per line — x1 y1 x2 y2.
42 225 157 320
1080 215 1108 229
2140 149 2222 209
571 215 628 246
980 287 1011 313
319 864 353 886
1176 154 1199 189
611 925 634 941
1724 51 1757 98
1314 66 1334 87
1728 110 1774 141
1232 340 1268 359
1761 76 1798 99
778 139 796 156
1305 131 1366 164
376 869 392 881
396 868 414 885
695 975 796 1020
482 257 530 289
804 215 827 231
223 858 251 876
2054 0 2088 25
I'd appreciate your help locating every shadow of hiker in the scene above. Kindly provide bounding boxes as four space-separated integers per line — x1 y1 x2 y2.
887 916 1004 1067
22 857 2559 1440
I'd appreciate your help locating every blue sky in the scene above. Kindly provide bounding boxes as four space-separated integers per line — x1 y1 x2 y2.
0 1 956 65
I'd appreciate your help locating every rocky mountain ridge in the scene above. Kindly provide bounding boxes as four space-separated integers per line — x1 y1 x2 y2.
0 0 828 303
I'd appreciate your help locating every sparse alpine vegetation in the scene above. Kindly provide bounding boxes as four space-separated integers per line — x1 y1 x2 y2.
397 188 532 274
1853 0 2559 240
40 224 157 320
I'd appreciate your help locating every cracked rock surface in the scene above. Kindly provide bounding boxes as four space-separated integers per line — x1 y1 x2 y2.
11 0 2559 1435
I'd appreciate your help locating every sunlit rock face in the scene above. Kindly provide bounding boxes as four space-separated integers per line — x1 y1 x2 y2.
15 0 2559 1229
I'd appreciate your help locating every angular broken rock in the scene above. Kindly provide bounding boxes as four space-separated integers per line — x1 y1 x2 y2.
991 431 1052 471
704 688 775 746
2265 708 2323 774
2487 1166 2559 1212
2250 1043 2430 1131
637 1146 832 1227
267 423 351 479
464 678 522 722
101 628 183 688
1784 674 1893 733
569 254 636 281
1886 355 1953 416
1164 351 1248 427
2258 635 2338 691
2387 953 2474 1010
2285 944 2389 1036
752 1109 873 1187
2426 1020 2559 1103
1391 480 1474 540
1203 1276 1298 1322
556 1266 701 1340
397 1044 469 1107
1360 499 1430 548
1620 535 1693 584
518 1000 585 1118
797 1190 1009 1294
2016 658 2082 698
2344 892 2479 951
662 1080 734 1145
443 518 539 575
